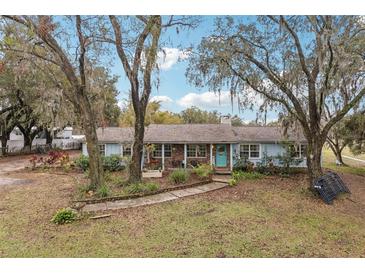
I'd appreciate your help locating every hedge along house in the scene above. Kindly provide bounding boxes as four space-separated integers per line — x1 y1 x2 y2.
81 119 308 173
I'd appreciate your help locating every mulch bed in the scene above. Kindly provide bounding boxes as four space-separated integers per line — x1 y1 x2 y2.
73 178 212 204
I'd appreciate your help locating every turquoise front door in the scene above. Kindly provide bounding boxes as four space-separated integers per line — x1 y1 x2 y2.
216 144 227 167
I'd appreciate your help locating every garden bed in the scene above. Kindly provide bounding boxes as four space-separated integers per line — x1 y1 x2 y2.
72 178 212 204
74 168 213 202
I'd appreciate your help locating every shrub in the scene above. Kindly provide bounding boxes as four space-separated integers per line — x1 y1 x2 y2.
255 153 278 175
124 183 144 194
97 184 110 198
75 155 89 171
75 155 125 172
103 155 124 172
228 178 238 187
233 157 254 172
276 144 305 175
45 150 69 165
233 171 264 181
77 183 96 196
51 208 77 225
145 182 159 192
193 163 213 179
124 182 159 194
169 169 189 184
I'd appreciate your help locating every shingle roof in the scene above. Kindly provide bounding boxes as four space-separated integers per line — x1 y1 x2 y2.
232 126 306 142
89 124 306 144
95 127 134 143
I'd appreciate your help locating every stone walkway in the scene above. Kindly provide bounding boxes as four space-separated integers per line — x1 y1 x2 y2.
82 182 227 212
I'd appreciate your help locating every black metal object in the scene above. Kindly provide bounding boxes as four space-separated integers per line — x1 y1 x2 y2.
313 171 350 204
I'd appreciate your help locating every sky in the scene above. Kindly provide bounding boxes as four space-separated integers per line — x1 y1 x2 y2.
112 16 279 123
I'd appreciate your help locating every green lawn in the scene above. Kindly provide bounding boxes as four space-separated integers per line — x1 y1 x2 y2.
0 170 364 257
322 147 365 176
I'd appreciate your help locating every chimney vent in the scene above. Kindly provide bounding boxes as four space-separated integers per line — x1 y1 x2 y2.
220 115 231 125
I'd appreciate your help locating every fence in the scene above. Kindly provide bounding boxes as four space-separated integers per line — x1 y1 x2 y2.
0 139 81 156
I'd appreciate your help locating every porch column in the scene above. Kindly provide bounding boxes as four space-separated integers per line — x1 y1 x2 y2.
210 144 213 166
162 144 165 171
141 146 145 171
184 144 187 169
120 144 123 157
230 143 233 171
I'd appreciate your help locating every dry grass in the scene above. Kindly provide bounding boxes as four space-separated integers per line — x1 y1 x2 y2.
0 168 364 257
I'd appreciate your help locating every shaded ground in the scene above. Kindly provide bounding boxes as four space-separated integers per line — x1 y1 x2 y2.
0 167 364 257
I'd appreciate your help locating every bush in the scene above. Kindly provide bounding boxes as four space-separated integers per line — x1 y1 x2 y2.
145 182 159 192
233 171 265 180
124 182 159 194
255 153 278 175
51 208 77 225
228 178 238 187
102 155 124 172
193 163 213 179
97 184 110 198
75 155 89 171
77 183 96 197
233 157 254 172
169 169 189 184
75 155 125 172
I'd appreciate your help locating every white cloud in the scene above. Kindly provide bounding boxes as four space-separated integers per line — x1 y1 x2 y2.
157 47 191 71
150 95 174 110
177 90 264 110
177 91 233 109
150 95 173 104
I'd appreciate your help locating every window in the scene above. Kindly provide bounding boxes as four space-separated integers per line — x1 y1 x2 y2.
151 144 172 158
250 144 260 158
300 144 307 158
123 144 131 157
99 144 105 156
288 144 307 158
240 145 249 159
240 144 260 159
152 144 162 158
164 144 172 157
187 145 196 157
197 145 206 157
187 144 206 158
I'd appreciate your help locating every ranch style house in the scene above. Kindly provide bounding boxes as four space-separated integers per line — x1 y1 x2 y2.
82 118 308 172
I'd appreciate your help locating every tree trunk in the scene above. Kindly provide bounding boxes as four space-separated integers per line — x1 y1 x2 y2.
128 114 144 183
0 135 7 156
45 128 53 146
328 142 346 166
306 136 325 189
23 133 32 152
84 126 104 189
79 94 104 189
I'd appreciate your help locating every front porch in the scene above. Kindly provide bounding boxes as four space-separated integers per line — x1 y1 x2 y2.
141 143 233 172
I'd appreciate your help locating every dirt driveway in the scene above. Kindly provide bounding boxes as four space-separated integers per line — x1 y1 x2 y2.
0 150 81 185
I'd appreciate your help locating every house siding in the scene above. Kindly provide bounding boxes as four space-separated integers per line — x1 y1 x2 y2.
233 142 307 167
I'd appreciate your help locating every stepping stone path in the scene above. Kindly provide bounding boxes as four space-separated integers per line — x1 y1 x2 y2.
82 182 227 213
